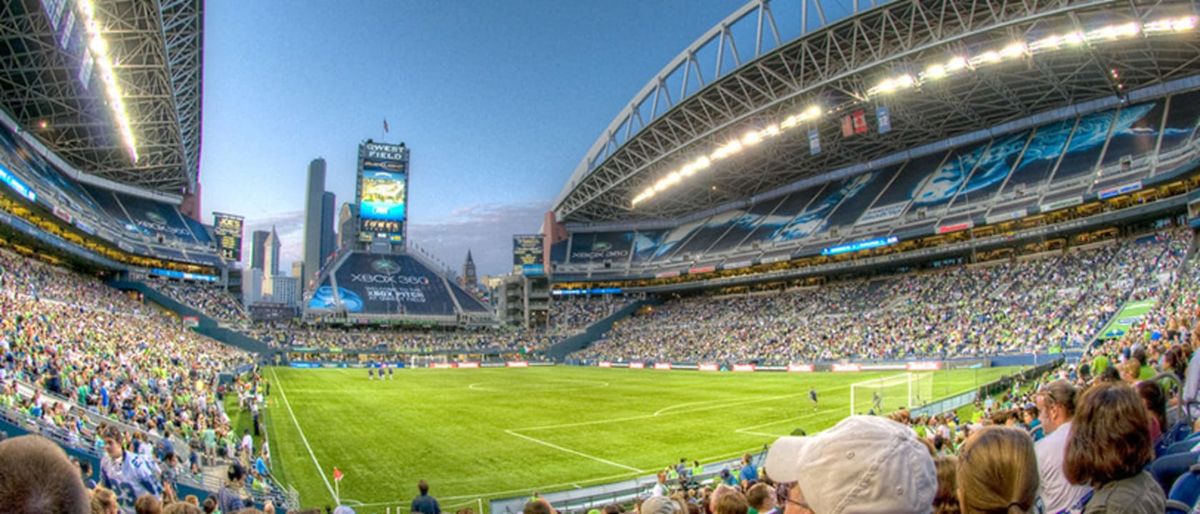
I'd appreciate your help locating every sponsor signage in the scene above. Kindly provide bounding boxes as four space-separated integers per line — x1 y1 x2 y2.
856 202 906 225
1040 196 1083 212
0 164 36 203
655 270 680 278
698 363 720 372
821 236 899 256
52 205 73 223
431 362 455 369
860 364 907 370
732 364 756 372
936 221 974 234
150 268 218 282
906 362 942 371
309 254 451 314
459 362 480 369
213 212 244 261
723 260 753 270
985 208 1028 225
552 287 623 296
761 255 789 264
653 363 672 370
571 239 630 261
513 234 544 276
598 361 612 368
832 363 863 372
629 362 645 369
1097 181 1143 200
506 361 529 368
787 364 814 372
688 265 716 274
181 316 199 328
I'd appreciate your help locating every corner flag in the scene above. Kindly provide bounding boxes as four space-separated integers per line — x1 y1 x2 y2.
333 467 344 482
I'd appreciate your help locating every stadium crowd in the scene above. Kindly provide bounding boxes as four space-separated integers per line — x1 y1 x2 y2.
146 277 251 325
245 322 556 355
581 229 1190 365
549 296 635 334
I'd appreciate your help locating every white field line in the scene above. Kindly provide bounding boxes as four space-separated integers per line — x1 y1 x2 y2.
504 429 640 472
271 368 339 504
468 379 610 393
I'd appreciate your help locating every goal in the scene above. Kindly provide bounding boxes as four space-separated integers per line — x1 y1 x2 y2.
849 373 935 416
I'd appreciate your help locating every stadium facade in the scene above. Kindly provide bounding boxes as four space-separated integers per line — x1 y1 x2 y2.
541 0 1200 301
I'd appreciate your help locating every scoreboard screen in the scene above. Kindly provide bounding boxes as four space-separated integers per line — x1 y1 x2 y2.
213 212 244 261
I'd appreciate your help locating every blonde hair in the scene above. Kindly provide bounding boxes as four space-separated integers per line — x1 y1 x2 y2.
91 487 119 514
956 426 1039 514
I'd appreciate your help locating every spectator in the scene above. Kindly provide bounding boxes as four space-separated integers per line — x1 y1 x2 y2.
643 496 684 514
955 426 1039 514
738 454 759 485
745 483 775 514
765 416 935 514
712 487 748 514
1134 380 1167 443
651 471 669 497
100 433 163 503
92 487 120 514
1033 380 1089 512
0 435 90 514
1064 382 1165 513
135 494 164 514
218 464 250 514
164 503 202 514
523 498 553 514
412 479 441 514
932 456 961 514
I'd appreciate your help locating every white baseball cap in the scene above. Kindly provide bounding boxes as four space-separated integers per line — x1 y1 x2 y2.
764 416 935 514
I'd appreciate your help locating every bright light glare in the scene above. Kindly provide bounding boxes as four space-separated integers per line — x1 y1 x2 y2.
77 0 138 163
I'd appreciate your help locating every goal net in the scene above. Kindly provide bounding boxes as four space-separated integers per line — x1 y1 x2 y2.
849 373 935 416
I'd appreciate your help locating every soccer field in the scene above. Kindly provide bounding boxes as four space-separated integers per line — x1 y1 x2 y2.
261 365 1020 511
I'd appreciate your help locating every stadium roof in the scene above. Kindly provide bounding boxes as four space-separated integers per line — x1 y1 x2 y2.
554 0 1200 223
0 0 202 193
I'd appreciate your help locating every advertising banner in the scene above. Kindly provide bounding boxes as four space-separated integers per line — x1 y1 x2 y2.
732 364 756 372
698 363 720 372
832 363 863 372
513 234 544 275
629 362 645 369
308 253 457 316
653 363 672 370
787 364 815 372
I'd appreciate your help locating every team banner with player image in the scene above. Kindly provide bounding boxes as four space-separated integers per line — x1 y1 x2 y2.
513 234 544 275
213 212 244 261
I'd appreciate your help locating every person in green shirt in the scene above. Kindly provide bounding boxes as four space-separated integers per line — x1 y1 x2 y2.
1091 353 1111 376
689 461 703 478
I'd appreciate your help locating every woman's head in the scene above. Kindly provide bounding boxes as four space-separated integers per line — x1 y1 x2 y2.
1135 380 1167 431
933 456 961 514
91 487 119 514
956 426 1039 514
1065 382 1154 487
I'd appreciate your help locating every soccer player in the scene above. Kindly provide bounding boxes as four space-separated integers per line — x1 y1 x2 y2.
872 391 883 413
388 364 395 380
368 365 374 380
808 387 818 411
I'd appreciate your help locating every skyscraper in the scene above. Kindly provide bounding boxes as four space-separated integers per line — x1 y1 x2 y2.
250 230 269 271
302 158 326 289
338 202 355 250
320 191 336 264
263 225 282 277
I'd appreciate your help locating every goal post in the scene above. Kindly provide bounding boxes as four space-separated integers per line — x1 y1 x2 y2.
849 373 935 416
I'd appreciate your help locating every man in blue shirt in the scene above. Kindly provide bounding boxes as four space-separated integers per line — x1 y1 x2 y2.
738 453 758 484
411 480 440 514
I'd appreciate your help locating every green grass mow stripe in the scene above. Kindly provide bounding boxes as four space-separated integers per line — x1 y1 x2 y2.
265 366 1018 509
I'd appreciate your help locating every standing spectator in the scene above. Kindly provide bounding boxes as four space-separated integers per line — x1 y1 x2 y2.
1033 380 1089 512
411 479 441 514
651 471 669 497
956 426 1040 514
100 433 163 503
0 435 90 514
738 454 759 485
1064 382 1165 513
217 464 250 514
765 416 935 514
92 487 120 514
745 483 775 514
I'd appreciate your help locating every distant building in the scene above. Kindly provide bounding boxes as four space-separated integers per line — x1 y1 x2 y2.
291 261 304 280
459 250 478 292
302 158 326 290
249 230 268 271
338 202 355 250
264 276 300 307
320 191 336 264
242 268 263 305
263 226 282 277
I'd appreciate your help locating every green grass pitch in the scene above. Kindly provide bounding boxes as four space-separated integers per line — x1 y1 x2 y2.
256 365 1020 511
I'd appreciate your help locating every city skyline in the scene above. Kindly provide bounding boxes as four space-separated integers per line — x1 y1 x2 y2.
198 0 737 277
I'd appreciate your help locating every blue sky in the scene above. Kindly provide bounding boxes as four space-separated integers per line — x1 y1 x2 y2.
199 1 743 277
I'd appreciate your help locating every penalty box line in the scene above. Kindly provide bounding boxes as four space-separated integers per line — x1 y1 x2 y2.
504 429 641 472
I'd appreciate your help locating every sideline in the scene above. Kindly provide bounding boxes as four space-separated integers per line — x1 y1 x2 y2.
271 368 339 504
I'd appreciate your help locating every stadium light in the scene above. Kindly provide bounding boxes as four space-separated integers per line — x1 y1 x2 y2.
78 0 138 163
867 74 915 97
